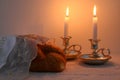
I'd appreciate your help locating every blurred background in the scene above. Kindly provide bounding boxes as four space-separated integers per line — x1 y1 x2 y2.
0 0 120 54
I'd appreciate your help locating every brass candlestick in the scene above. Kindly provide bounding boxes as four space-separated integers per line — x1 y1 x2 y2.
61 36 81 60
79 39 111 65
61 36 71 54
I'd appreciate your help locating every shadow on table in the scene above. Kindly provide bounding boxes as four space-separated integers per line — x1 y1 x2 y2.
78 61 117 68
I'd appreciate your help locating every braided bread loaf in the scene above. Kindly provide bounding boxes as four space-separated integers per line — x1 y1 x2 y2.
30 43 66 72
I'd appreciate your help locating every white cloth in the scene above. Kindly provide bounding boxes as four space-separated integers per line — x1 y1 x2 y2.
0 36 16 68
0 35 37 80
0 34 49 80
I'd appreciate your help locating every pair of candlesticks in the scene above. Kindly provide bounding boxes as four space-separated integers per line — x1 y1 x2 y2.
61 36 111 65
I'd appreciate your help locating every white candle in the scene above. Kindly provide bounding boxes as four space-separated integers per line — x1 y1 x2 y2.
64 7 69 37
93 5 98 40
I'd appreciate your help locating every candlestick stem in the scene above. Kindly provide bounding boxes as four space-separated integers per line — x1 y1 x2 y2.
61 36 71 54
89 39 100 57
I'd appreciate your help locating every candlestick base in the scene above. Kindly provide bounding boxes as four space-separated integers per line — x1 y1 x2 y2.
61 36 81 60
79 39 112 65
79 54 111 65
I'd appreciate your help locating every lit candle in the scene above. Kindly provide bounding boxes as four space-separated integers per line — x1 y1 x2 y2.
93 5 98 40
64 7 69 37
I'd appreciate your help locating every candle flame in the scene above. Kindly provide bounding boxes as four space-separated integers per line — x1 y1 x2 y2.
93 5 97 16
66 7 69 17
